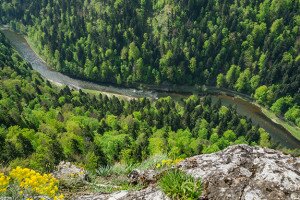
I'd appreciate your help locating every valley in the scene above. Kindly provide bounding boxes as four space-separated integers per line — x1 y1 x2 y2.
2 28 299 148
0 0 299 199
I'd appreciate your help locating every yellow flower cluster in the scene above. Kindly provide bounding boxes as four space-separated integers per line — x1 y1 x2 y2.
0 167 64 199
156 158 184 168
10 167 59 197
0 172 10 193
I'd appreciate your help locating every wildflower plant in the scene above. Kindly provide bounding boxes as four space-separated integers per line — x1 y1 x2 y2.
0 172 10 193
0 167 64 199
156 158 184 169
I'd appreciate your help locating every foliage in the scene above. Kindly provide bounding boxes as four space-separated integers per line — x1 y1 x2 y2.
159 169 202 200
0 3 298 196
284 106 300 126
136 154 168 171
0 0 299 127
96 166 113 177
0 32 287 174
271 96 294 115
96 163 136 177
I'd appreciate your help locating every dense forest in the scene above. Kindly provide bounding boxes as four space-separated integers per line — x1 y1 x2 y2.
0 0 299 127
0 31 275 172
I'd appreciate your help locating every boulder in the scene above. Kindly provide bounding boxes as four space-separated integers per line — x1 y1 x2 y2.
52 161 88 187
178 144 300 200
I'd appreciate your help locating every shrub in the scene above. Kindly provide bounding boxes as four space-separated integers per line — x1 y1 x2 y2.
0 167 64 199
159 169 202 200
85 152 99 172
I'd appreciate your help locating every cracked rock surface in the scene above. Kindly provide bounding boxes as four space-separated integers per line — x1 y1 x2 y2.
178 144 300 200
75 145 300 200
73 187 169 200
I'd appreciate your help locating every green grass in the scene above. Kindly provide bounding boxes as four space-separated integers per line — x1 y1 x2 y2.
136 154 168 171
96 163 137 177
91 155 169 194
159 169 202 200
89 175 142 194
95 155 168 179
88 163 143 194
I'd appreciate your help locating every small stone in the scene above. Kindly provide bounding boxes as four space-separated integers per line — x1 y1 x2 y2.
128 169 160 185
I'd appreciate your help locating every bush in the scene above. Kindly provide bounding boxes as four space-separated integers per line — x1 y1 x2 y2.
0 167 64 199
159 169 202 200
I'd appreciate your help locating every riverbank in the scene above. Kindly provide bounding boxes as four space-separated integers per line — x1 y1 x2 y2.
259 106 300 141
25 35 138 101
142 84 300 141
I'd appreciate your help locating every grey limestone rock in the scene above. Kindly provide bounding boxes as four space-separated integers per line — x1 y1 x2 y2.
178 144 300 200
52 161 88 187
74 145 300 200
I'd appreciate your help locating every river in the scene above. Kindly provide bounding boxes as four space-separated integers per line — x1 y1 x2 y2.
2 29 300 149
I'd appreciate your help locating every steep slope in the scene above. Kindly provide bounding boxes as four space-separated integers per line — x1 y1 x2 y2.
1 0 299 127
0 32 278 173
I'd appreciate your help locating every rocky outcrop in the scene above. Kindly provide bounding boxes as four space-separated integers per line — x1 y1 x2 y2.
53 161 88 187
75 145 300 200
74 187 169 200
178 144 300 200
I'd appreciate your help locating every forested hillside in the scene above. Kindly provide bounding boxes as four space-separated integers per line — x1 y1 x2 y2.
1 0 299 127
0 31 275 172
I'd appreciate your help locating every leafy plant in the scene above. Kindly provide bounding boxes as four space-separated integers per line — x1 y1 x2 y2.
96 166 112 177
159 169 202 200
137 154 168 171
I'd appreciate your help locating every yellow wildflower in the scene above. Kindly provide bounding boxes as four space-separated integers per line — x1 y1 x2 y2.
54 194 65 200
0 172 10 193
157 158 184 169
9 167 60 198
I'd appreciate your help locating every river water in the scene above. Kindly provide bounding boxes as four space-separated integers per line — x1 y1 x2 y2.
2 29 300 149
